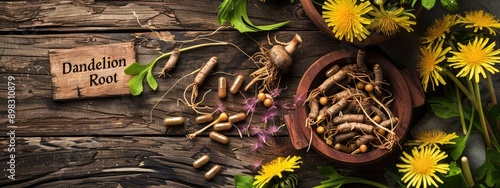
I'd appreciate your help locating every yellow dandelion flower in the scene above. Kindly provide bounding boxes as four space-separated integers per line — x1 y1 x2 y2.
422 14 459 44
367 6 416 36
407 130 459 148
417 40 451 91
459 10 500 35
322 0 372 42
396 146 450 188
448 37 500 82
253 156 302 188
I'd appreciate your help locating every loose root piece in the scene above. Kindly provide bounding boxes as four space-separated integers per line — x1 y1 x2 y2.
245 34 302 93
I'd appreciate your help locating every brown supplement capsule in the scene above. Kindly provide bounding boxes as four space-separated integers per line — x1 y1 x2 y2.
195 114 213 124
192 154 210 169
325 64 340 77
213 122 232 131
163 117 184 126
204 164 221 180
228 112 246 123
229 74 244 94
218 77 227 98
209 131 229 144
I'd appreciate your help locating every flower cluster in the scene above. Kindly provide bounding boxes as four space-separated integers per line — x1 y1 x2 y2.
322 0 416 42
417 10 499 147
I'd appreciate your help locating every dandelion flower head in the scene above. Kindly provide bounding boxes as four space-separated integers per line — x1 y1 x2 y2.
253 156 302 188
448 37 500 82
368 6 416 36
407 130 458 148
422 14 458 44
396 146 450 188
322 0 373 42
459 10 500 35
417 40 451 91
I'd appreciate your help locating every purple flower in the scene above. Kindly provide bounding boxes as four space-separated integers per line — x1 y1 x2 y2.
267 125 281 135
262 106 278 123
244 97 259 114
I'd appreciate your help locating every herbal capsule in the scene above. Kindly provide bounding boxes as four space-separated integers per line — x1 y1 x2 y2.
218 77 227 98
163 117 184 126
209 131 229 144
229 74 244 94
195 114 213 124
213 122 232 131
228 112 246 123
193 154 210 169
325 64 340 77
204 164 221 180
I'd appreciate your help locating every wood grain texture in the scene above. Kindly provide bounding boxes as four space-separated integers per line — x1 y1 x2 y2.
0 31 346 136
0 0 315 32
0 136 391 188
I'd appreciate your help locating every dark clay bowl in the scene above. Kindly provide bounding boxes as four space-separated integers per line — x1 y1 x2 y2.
285 49 416 165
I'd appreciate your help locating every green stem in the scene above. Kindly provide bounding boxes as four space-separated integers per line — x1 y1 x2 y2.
474 81 492 148
455 85 467 135
443 70 478 109
149 42 229 67
486 72 498 105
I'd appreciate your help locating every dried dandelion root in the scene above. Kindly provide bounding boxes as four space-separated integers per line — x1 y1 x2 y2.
182 57 218 114
244 34 302 93
304 49 400 154
158 48 180 77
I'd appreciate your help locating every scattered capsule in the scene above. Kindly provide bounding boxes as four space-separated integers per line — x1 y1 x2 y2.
325 64 340 77
209 131 229 144
193 154 210 169
229 74 245 94
204 164 221 180
163 116 184 126
218 77 227 98
195 114 213 124
213 122 232 131
228 112 246 123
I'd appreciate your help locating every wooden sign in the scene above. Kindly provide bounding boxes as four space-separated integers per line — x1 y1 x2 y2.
49 43 135 100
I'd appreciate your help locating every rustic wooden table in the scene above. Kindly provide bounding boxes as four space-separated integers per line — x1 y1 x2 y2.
0 1 429 187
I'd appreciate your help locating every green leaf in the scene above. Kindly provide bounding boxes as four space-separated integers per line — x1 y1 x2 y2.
128 72 147 96
440 0 458 11
428 97 460 119
124 62 148 75
217 0 290 33
475 149 500 187
437 162 466 188
421 0 436 10
449 136 468 161
146 69 158 91
234 175 254 188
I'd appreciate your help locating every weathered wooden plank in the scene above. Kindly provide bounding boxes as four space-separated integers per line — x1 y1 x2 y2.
0 136 391 188
0 0 315 32
0 31 348 136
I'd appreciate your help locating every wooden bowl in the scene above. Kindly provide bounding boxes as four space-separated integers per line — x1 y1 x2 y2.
285 49 415 165
300 0 421 46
